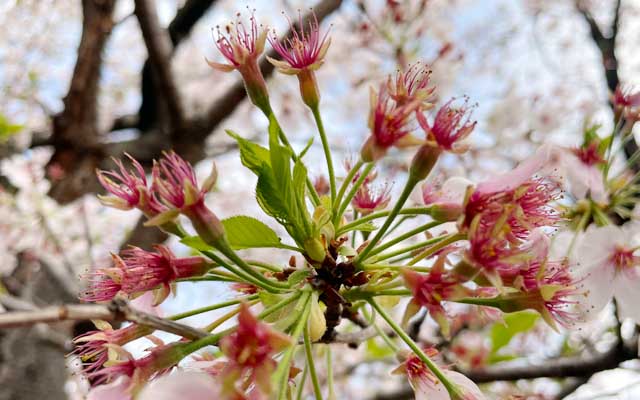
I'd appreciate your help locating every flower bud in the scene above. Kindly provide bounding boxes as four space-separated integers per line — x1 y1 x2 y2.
307 295 327 342
409 145 441 182
298 69 321 109
304 237 326 262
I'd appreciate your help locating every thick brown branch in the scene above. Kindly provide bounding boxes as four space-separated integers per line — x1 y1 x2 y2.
0 298 209 340
134 0 186 131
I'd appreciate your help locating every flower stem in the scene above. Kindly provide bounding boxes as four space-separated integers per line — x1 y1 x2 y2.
368 297 463 398
366 221 442 258
214 239 291 291
336 163 375 223
296 363 309 400
334 159 364 215
304 324 324 400
275 291 312 399
311 106 336 204
407 233 466 265
168 295 258 320
336 207 434 236
355 175 421 263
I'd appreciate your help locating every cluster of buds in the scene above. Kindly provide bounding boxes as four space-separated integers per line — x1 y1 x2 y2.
81 245 209 305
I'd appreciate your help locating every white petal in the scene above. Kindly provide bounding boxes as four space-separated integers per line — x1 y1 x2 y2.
446 371 486 399
574 225 623 271
575 261 615 320
138 371 220 400
87 376 131 400
614 276 640 325
411 376 450 400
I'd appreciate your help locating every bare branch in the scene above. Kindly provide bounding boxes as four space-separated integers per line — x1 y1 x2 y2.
134 0 186 131
0 298 210 340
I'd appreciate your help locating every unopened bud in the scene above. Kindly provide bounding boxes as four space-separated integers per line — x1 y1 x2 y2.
304 237 326 262
409 145 441 182
298 69 321 109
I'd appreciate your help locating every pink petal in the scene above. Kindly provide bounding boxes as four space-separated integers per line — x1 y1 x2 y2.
87 376 131 400
476 144 554 194
130 291 163 316
137 372 220 400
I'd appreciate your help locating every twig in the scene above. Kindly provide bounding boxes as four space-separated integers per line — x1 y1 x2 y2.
0 298 210 340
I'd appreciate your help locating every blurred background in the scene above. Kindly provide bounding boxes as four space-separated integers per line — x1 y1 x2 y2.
0 0 639 399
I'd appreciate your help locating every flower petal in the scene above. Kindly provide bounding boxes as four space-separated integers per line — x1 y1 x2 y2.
137 372 220 400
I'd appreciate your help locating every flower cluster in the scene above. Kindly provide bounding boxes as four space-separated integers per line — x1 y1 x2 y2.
69 8 640 400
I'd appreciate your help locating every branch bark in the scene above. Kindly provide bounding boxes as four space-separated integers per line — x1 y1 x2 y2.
577 0 639 172
0 298 209 340
134 0 186 132
47 0 117 203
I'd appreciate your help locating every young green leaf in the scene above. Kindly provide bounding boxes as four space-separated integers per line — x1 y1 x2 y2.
222 215 283 249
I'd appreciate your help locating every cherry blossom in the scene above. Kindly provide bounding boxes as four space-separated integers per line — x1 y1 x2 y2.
393 349 486 400
570 225 640 323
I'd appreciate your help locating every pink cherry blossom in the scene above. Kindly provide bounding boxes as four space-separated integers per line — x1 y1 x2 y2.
418 97 476 153
86 376 132 400
268 12 330 74
219 303 292 397
209 12 267 71
387 63 435 107
352 183 391 215
393 349 485 400
360 85 422 162
137 372 221 400
96 155 165 215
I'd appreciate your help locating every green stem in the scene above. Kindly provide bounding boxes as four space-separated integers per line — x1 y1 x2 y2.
363 306 398 352
202 249 283 293
366 221 441 258
168 295 258 320
407 233 466 266
336 207 433 236
311 106 336 204
296 363 309 400
368 298 463 398
276 292 312 399
336 163 375 223
266 107 321 206
361 264 432 273
304 324 324 400
214 240 291 291
369 232 453 264
355 175 420 263
326 345 336 400
334 159 364 216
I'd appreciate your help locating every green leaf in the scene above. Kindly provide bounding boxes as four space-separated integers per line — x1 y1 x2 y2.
222 215 282 249
226 130 270 174
490 311 539 355
365 337 395 360
0 114 22 142
180 236 213 252
287 269 309 286
299 137 314 159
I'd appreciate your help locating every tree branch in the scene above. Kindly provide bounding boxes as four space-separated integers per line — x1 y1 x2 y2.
134 0 186 132
576 0 639 171
0 298 210 340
